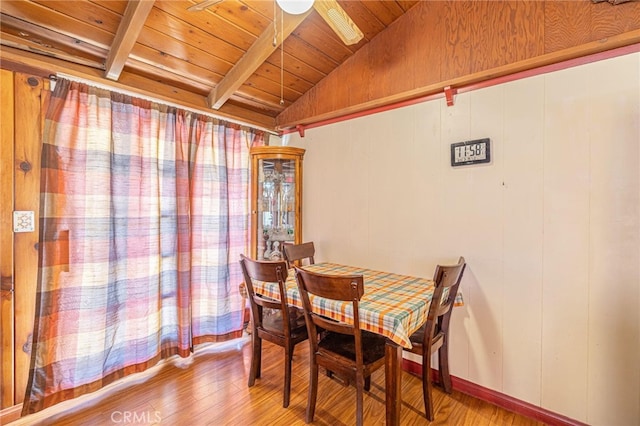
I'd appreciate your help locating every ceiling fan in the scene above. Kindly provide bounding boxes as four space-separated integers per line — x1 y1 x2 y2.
187 0 364 45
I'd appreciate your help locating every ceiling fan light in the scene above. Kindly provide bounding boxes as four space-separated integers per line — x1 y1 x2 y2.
276 0 314 15
326 8 359 43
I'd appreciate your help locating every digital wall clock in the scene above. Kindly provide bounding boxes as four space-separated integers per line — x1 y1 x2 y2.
450 138 491 167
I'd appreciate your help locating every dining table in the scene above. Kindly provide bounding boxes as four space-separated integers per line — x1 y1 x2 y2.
251 262 463 425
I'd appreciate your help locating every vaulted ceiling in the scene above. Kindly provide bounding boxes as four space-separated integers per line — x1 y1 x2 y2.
2 0 639 134
0 0 419 130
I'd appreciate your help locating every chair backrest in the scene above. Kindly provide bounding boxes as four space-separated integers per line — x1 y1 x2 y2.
425 256 466 345
239 254 292 332
283 242 315 268
294 266 365 360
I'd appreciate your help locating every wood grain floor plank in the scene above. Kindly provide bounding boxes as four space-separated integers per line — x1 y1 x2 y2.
10 336 544 425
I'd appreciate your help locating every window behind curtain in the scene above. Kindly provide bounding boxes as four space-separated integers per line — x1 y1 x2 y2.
22 78 265 415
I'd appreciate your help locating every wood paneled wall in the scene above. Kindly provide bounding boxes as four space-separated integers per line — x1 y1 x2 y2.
0 70 47 411
276 0 640 128
287 52 640 424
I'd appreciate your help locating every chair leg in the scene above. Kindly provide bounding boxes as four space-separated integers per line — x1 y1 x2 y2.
306 362 319 423
283 344 293 408
355 374 364 426
248 334 261 387
364 376 371 391
438 341 452 393
422 355 435 421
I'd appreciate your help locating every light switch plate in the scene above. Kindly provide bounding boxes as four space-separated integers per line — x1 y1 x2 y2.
14 211 35 233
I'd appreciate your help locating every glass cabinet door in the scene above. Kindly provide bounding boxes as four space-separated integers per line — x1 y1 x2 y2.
250 147 305 260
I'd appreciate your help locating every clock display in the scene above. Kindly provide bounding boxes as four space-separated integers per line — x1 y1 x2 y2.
451 138 491 167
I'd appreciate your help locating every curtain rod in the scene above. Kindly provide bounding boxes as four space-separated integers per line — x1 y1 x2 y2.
53 72 277 135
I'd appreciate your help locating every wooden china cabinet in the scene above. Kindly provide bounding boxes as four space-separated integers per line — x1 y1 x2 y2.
250 146 305 261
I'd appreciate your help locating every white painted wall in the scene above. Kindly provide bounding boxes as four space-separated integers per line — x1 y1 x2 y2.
282 52 640 425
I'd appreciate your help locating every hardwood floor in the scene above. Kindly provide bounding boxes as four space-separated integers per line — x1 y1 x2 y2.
11 335 544 425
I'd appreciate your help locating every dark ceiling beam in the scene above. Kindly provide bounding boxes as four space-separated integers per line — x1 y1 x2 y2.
0 45 277 131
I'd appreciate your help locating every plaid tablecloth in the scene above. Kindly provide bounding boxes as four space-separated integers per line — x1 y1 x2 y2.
251 262 463 349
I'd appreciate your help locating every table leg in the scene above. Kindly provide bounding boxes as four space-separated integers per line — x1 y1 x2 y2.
385 340 402 426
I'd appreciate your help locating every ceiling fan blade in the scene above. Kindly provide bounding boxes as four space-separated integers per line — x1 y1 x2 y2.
187 0 224 12
313 0 363 45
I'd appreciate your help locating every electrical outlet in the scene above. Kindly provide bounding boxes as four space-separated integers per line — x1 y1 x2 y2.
13 211 35 233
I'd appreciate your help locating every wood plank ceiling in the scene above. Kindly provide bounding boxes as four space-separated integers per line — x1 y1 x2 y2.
0 0 419 131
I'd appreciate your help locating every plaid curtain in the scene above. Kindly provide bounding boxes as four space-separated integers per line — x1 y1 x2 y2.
22 79 265 414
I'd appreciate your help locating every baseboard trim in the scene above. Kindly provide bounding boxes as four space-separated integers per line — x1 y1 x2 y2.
402 359 587 426
0 404 23 424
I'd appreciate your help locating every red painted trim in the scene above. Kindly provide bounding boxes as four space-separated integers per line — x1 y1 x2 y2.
444 85 457 106
402 357 422 376
402 359 588 426
451 376 588 426
281 43 640 136
281 90 444 136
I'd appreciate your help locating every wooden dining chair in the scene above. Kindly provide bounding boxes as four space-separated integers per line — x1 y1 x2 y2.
294 266 387 426
284 242 343 379
404 256 466 420
239 254 309 408
283 241 315 268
